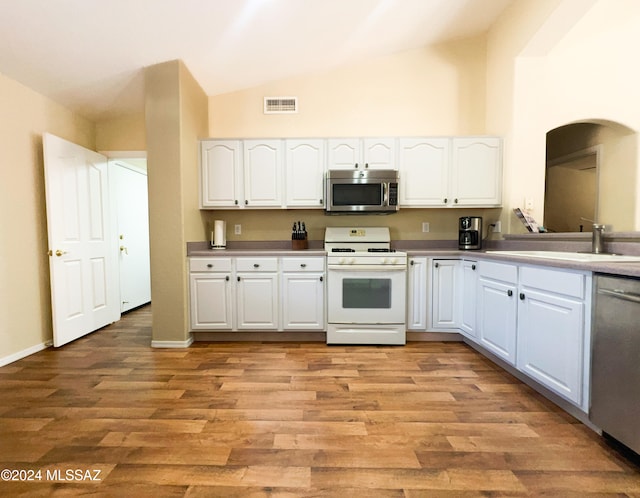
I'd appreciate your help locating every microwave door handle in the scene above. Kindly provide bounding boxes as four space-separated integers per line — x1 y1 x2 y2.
382 182 388 206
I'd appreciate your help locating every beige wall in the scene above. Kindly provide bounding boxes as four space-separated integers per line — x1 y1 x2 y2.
0 73 95 361
487 0 640 231
205 38 498 242
145 60 208 344
210 39 488 138
96 112 146 152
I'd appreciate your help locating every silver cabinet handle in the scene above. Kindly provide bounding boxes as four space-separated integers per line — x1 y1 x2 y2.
507 290 513 297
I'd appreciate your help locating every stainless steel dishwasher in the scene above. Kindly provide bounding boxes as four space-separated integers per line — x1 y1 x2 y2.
590 274 640 454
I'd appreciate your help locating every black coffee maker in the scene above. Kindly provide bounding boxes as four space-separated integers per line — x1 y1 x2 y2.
459 216 482 250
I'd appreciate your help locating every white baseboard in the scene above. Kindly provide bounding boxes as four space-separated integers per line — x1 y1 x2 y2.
151 335 194 348
0 340 52 367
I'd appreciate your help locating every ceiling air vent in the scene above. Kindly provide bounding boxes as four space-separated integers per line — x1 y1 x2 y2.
264 96 298 114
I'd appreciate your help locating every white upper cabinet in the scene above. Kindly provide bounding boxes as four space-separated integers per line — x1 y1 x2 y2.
285 139 326 208
398 138 449 206
200 136 501 209
327 139 361 170
362 138 396 169
200 140 243 208
398 136 502 208
450 137 502 206
327 138 397 170
243 140 284 207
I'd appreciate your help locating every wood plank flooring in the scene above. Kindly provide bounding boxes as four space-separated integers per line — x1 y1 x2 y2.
1 304 639 496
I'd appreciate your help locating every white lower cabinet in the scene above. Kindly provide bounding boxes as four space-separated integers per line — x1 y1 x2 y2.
407 257 428 330
189 255 325 332
281 257 325 330
476 261 518 365
189 258 234 330
460 260 478 338
473 260 591 410
236 257 279 330
516 266 588 406
430 259 461 330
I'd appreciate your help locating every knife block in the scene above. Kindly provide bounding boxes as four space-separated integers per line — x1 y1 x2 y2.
291 239 308 250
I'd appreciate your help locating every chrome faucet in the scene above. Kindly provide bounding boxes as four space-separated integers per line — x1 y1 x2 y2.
592 223 605 254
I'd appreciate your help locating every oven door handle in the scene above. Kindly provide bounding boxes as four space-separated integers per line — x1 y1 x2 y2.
328 264 407 271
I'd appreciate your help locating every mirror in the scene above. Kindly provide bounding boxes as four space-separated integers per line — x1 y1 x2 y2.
544 121 637 232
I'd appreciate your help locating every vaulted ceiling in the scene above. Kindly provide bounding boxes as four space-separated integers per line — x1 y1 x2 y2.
0 0 513 121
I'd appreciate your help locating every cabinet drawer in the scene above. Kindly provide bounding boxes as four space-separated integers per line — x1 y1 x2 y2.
236 257 278 272
478 260 517 283
281 257 325 272
190 258 232 272
520 266 585 299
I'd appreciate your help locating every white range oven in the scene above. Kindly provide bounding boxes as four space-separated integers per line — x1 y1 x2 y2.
325 227 407 345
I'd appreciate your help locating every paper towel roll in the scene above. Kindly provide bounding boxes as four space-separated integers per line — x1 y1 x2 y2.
212 220 226 249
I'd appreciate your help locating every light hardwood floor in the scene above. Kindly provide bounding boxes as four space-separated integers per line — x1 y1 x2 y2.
1 304 639 497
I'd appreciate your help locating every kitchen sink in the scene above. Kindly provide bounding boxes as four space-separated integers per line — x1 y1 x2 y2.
485 250 640 263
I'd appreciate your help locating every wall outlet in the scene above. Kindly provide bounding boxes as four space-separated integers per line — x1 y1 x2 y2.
234 224 242 235
525 197 534 211
422 222 430 233
492 221 502 233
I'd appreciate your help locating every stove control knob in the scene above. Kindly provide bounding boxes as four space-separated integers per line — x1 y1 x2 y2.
390 258 397 264
338 257 345 264
349 258 356 264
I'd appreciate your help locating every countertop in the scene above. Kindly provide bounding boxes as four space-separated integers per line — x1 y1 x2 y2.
189 248 327 257
404 249 640 278
187 242 640 278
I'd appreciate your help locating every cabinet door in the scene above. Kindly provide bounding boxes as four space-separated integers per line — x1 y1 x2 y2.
362 138 396 170
327 139 361 170
517 288 584 405
236 273 279 329
189 273 233 330
477 276 517 365
243 140 283 207
460 260 478 338
285 139 325 208
281 272 325 330
200 140 243 208
407 257 428 330
431 260 460 330
398 138 449 206
450 137 502 206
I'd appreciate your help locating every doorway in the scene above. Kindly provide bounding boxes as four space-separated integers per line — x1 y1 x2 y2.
110 158 151 312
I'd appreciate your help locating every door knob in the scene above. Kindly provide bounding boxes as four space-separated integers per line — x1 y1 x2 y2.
120 246 128 255
49 249 68 257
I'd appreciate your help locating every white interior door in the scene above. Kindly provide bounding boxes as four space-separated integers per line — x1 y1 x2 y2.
111 160 151 312
43 133 120 347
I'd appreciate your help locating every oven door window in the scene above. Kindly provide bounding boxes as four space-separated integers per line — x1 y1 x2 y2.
332 183 382 206
343 278 391 309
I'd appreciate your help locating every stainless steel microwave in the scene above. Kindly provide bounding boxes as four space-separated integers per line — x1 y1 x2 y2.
325 169 399 213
